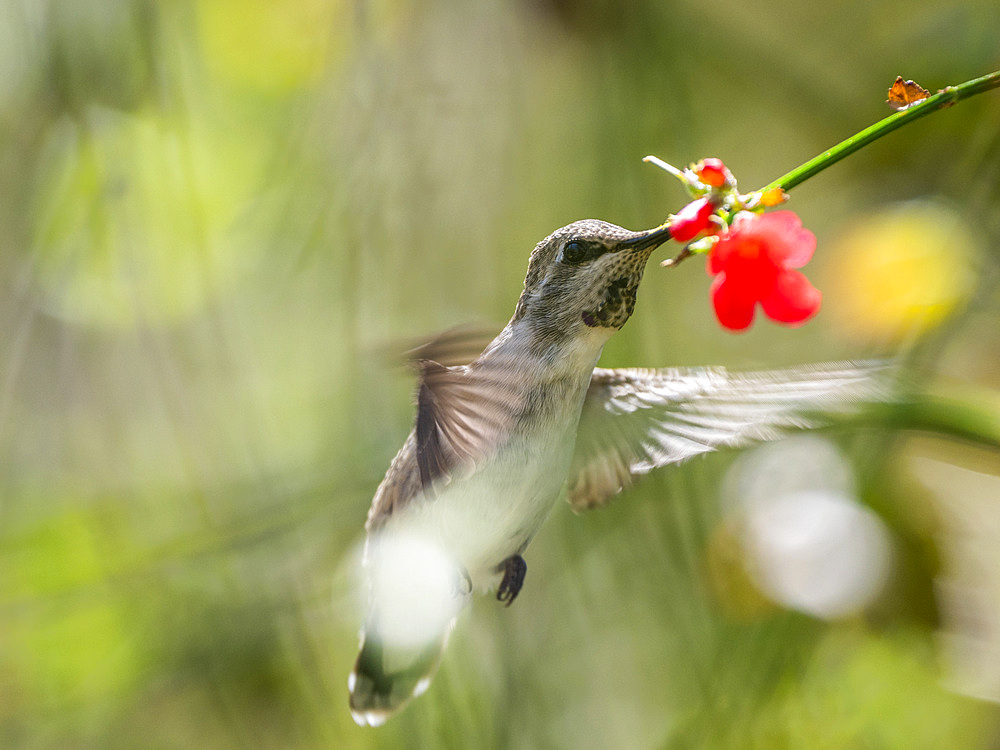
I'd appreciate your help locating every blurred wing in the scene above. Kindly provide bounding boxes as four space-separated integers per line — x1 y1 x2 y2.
567 361 891 510
366 328 520 527
415 357 525 491
402 325 499 367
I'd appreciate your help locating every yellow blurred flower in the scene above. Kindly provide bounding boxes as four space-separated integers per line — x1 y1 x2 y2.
826 202 977 343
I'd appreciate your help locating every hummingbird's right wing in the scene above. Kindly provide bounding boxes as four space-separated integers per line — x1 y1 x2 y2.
567 361 892 511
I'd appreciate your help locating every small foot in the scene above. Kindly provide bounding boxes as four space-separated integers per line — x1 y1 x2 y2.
496 555 527 606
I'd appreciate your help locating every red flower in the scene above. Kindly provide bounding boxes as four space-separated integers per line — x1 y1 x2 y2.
669 197 716 242
707 211 821 331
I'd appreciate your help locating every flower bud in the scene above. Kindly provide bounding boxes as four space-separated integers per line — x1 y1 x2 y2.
694 158 734 189
669 197 716 242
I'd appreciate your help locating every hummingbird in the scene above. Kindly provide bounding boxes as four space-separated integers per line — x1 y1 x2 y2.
349 219 885 726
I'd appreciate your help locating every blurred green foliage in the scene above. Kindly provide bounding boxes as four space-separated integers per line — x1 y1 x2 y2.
1 0 999 748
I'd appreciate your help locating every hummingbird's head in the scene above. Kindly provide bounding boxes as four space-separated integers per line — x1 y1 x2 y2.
512 219 672 341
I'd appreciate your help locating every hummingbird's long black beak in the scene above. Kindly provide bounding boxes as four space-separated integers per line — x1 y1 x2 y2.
621 223 673 252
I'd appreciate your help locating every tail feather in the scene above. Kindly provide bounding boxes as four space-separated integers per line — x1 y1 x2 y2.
349 619 453 727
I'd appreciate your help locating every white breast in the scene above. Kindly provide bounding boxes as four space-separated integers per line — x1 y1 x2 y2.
391 401 580 589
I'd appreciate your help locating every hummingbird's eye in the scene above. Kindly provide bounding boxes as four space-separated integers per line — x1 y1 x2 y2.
562 240 590 264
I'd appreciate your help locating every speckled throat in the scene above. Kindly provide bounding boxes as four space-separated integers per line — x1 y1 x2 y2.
581 248 651 329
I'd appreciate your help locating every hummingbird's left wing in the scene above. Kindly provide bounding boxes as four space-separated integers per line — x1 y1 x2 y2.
414 358 526 490
567 361 891 511
365 328 525 527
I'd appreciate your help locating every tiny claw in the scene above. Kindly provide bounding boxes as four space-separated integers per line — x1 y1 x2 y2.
496 555 527 606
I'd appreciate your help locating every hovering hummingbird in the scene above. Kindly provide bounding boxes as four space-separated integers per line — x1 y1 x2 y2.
349 219 885 725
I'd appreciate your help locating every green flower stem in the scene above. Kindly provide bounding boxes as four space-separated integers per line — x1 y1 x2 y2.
760 70 1000 194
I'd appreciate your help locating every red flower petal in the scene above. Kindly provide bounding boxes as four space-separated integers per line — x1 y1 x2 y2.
707 212 761 274
707 237 729 275
707 231 742 275
710 274 757 331
761 269 822 324
755 211 816 267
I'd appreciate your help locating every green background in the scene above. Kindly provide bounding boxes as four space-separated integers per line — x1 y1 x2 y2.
1 1 999 748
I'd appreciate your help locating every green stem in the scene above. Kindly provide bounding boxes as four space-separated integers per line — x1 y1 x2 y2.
760 70 1000 194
